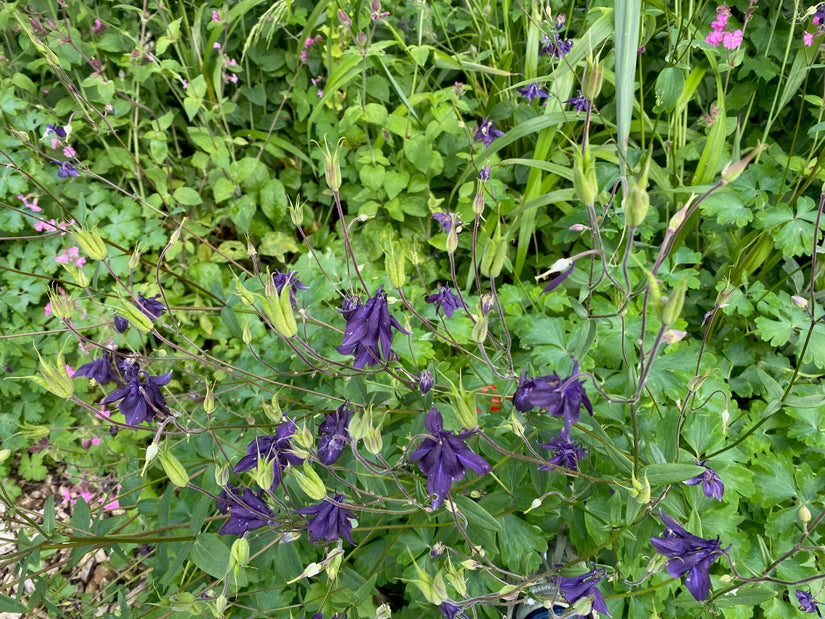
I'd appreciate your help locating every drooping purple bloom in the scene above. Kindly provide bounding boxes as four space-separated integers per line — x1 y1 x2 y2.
218 487 277 536
54 160 79 178
273 269 308 305
409 407 491 509
564 90 591 112
539 33 573 59
541 263 574 294
478 165 491 181
336 285 409 369
74 349 119 385
317 401 353 465
513 359 592 440
796 589 823 616
46 123 67 138
650 511 730 602
101 361 171 426
215 482 239 514
540 435 587 472
296 492 356 544
339 293 361 321
234 420 305 490
473 116 505 149
135 293 165 321
113 314 129 333
684 460 725 501
425 285 464 318
433 212 461 235
517 82 550 104
438 601 466 619
419 370 434 394
553 567 611 617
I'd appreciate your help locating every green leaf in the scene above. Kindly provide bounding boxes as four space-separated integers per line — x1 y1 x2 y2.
383 170 409 200
643 463 704 485
43 494 55 536
19 452 48 481
225 195 256 234
700 189 752 226
359 164 386 191
173 186 203 206
452 495 501 532
362 103 388 125
259 231 299 261
496 514 545 573
213 177 236 203
189 533 230 579
0 594 28 613
654 66 685 112
403 135 432 174
260 178 287 223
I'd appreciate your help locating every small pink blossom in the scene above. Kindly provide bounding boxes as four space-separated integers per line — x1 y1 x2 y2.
55 253 69 264
229 73 238 83
804 31 815 47
35 218 57 233
722 29 743 49
213 42 221 50
317 89 324 98
211 10 221 22
815 16 821 26
50 138 60 150
63 145 76 158
45 302 52 317
43 88 49 94
97 406 111 419
65 365 75 377
300 49 307 63
182 79 188 89
18 193 42 212
227 58 237 67
91 437 101 446
104 484 122 510
705 30 724 47
68 246 79 259
92 19 104 32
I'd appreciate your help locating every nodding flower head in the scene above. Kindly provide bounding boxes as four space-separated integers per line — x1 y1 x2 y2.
516 82 550 104
296 492 356 544
425 284 464 318
335 286 409 369
272 269 308 306
473 117 505 149
539 32 573 59
101 361 171 426
317 401 353 465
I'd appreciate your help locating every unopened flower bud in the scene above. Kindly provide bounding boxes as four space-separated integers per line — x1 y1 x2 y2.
792 295 809 310
624 176 649 227
319 136 344 192
799 504 812 523
203 382 215 414
573 145 598 206
419 370 434 394
721 143 767 185
356 31 367 46
365 424 383 455
446 221 459 254
129 242 143 270
569 223 589 232
473 188 485 215
263 395 283 423
384 246 406 288
338 9 352 27
169 217 186 245
215 464 229 487
662 329 686 344
142 443 159 477
325 543 344 581
246 239 257 259
72 224 107 261
582 53 604 101
688 372 708 393
288 195 305 227
661 277 689 325
471 314 488 344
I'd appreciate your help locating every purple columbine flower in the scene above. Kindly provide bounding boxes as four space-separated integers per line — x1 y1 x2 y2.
317 401 353 465
46 123 67 138
564 90 591 112
54 160 79 178
425 284 464 318
513 359 592 440
218 487 278 536
215 482 239 514
541 260 574 295
473 116 505 149
339 293 361 321
409 407 491 510
478 165 491 181
336 285 409 369
296 492 356 544
75 350 119 385
684 460 725 501
101 361 171 426
649 511 731 602
419 370 434 394
433 212 461 235
438 601 466 618
540 435 587 472
233 420 305 490
797 589 823 616
539 33 573 58
113 314 129 333
273 269 308 306
517 82 550 104
553 567 611 617
135 293 165 322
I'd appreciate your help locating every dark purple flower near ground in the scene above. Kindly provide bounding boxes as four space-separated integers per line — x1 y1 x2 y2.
796 589 823 616
425 285 464 318
75 350 119 385
339 293 361 321
438 601 466 618
650 511 730 602
135 293 165 321
46 123 67 138
215 482 239 514
513 359 592 440
540 436 587 472
317 401 353 465
336 285 409 368
113 314 128 333
409 407 491 509
553 567 611 617
517 82 550 104
234 420 305 490
433 212 461 235
541 263 574 295
296 492 356 544
684 460 725 501
473 116 505 149
564 90 591 112
54 160 79 178
273 269 308 305
218 487 277 536
478 165 491 181
419 370 434 394
540 33 573 58
101 361 171 426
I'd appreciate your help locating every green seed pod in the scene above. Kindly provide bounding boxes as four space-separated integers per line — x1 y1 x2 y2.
480 221 507 279
230 537 250 570
320 136 344 192
573 145 598 206
661 277 689 326
293 461 327 500
384 246 406 288
452 383 478 429
471 314 488 345
158 447 189 488
255 454 275 490
582 52 604 102
365 424 383 455
624 176 650 227
72 224 107 261
47 288 73 320
168 592 195 613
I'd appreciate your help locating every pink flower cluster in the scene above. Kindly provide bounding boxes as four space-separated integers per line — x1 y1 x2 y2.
705 6 743 49
300 34 322 63
18 193 41 212
55 246 86 268
804 6 825 46
34 218 74 234
61 481 121 510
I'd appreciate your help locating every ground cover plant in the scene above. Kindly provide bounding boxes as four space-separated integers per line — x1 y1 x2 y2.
3 0 825 617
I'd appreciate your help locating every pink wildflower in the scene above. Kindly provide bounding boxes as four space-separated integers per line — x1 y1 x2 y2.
300 49 307 63
304 37 314 48
805 31 815 46
211 10 221 22
227 58 237 67
18 193 42 212
55 252 69 265
45 302 52 317
50 138 60 150
68 246 79 259
705 30 724 46
317 89 324 98
723 29 743 49
229 74 238 83
65 365 75 377
213 42 221 50
63 145 76 158
91 437 101 446
35 219 57 233
97 406 111 419
182 79 188 89
92 19 104 32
